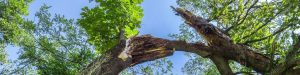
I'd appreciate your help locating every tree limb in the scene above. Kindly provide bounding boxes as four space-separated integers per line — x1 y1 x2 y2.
241 10 283 40
243 24 290 44
225 0 258 33
210 55 234 75
171 7 272 73
234 71 258 75
286 35 300 62
81 35 212 75
82 7 299 75
81 34 272 74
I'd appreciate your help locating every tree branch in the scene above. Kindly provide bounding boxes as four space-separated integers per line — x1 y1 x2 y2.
82 33 272 74
82 7 297 75
225 0 258 33
243 24 290 44
269 35 300 75
81 35 212 75
234 71 258 75
286 35 300 61
241 10 283 40
210 56 234 75
172 7 272 73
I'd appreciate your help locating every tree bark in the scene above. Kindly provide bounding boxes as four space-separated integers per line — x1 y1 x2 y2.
210 55 234 75
81 7 300 75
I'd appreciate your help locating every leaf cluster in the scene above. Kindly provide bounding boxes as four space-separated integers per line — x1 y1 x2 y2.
78 0 143 54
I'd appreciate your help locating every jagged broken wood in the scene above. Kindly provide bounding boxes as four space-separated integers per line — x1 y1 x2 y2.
81 7 300 75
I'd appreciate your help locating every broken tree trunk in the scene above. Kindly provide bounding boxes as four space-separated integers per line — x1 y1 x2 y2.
81 7 300 75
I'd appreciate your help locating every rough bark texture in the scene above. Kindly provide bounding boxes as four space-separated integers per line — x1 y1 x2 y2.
81 7 300 75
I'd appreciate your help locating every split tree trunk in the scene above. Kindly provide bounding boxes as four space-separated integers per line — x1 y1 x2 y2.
81 7 300 75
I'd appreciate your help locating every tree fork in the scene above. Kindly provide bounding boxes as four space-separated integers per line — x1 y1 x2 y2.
82 7 300 75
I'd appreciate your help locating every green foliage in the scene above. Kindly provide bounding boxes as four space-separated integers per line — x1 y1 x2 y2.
78 0 143 54
1 4 96 74
181 53 219 75
169 24 220 74
120 58 173 75
0 0 32 64
169 23 203 43
2 0 145 74
0 42 5 64
0 0 298 74
21 5 95 74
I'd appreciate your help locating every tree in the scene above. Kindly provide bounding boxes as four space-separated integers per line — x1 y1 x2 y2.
0 0 32 64
1 4 96 74
81 0 300 75
17 5 95 74
1 0 300 75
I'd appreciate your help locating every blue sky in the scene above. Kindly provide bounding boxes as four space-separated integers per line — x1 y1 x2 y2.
139 0 190 74
6 0 193 74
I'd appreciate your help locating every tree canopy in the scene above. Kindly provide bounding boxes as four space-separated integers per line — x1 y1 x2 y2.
0 0 32 63
1 0 300 75
78 0 143 54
